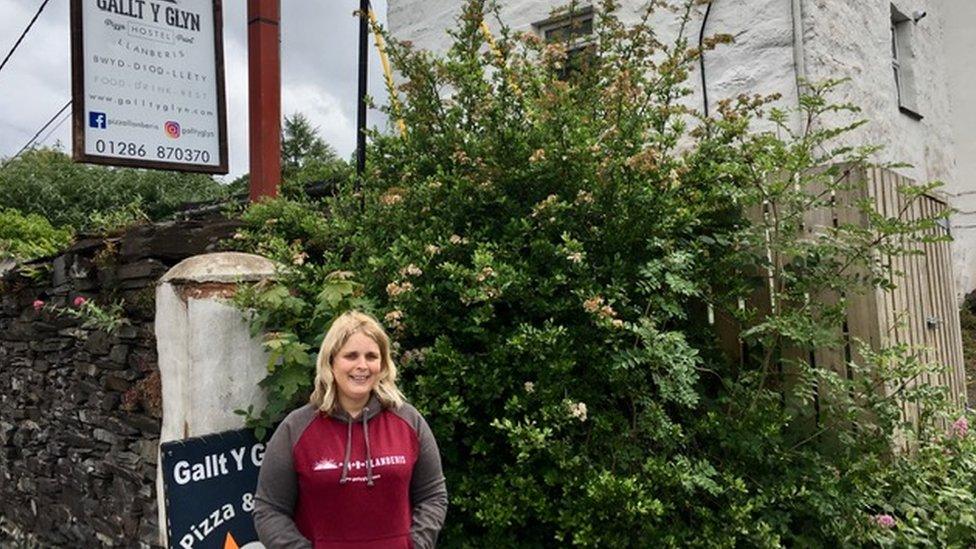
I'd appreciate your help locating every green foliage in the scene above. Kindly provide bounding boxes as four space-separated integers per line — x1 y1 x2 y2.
960 295 976 404
0 207 73 261
229 1 975 545
0 147 227 232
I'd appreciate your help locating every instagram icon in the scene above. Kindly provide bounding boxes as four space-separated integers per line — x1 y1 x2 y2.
164 121 181 139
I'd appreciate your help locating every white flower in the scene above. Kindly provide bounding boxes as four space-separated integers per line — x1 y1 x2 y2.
384 310 404 329
400 264 423 277
524 381 535 393
568 401 588 422
386 281 414 297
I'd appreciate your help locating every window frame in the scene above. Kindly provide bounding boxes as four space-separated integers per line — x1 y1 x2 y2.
890 5 923 120
532 5 597 79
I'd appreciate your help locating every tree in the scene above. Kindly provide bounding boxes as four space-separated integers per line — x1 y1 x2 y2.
226 113 352 197
281 113 339 177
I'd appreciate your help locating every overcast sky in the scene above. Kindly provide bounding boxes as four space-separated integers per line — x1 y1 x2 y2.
0 0 391 181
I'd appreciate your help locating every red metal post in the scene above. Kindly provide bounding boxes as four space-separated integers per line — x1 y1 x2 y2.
247 0 281 201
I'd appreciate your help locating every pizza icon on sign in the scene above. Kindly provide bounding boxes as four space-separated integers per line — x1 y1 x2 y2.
165 121 181 139
224 531 265 549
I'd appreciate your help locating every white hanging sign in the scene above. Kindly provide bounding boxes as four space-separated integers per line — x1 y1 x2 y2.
71 0 228 173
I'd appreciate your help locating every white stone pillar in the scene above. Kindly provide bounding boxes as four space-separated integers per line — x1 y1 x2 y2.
154 252 277 546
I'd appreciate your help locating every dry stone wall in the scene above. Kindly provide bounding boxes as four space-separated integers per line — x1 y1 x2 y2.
0 216 240 547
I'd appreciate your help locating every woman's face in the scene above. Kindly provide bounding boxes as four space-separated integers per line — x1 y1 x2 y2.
331 331 383 408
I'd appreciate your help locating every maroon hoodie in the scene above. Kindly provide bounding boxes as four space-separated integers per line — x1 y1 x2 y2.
253 394 447 548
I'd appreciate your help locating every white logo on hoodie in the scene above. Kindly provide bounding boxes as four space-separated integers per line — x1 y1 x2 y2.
313 458 340 471
313 455 408 472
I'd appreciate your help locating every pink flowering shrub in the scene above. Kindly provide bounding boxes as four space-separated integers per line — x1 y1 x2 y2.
31 295 129 334
872 514 896 528
953 416 969 438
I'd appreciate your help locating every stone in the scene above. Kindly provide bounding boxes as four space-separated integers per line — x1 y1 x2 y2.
120 219 242 263
84 331 111 355
117 260 168 281
112 451 141 467
114 324 138 340
52 256 68 287
37 478 60 494
29 339 71 352
131 439 159 465
105 417 138 437
74 363 98 377
120 414 160 435
92 429 118 445
128 348 156 371
104 374 130 393
98 393 120 412
77 411 96 425
108 344 130 364
57 327 88 339
65 237 112 255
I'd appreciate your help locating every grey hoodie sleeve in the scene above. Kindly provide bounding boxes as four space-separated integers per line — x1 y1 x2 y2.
253 406 316 549
407 411 448 549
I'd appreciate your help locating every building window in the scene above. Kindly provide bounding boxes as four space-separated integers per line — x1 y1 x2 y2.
533 5 595 78
891 5 922 120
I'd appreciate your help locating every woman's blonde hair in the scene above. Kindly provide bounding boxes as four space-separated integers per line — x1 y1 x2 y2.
310 310 405 413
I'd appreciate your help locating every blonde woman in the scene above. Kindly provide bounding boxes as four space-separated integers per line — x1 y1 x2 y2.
254 311 447 548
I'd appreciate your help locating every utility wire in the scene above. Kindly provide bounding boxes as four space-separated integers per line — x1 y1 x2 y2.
37 108 72 147
0 0 52 77
2 99 71 167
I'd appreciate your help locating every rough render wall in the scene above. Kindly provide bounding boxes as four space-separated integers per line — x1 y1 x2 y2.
944 0 976 295
799 1 960 282
387 0 973 296
387 0 801 117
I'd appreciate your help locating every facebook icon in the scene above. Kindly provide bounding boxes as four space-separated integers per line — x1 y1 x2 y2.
88 112 107 129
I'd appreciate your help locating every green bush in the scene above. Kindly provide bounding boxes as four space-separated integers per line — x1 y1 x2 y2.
231 1 976 545
0 207 73 261
0 147 228 232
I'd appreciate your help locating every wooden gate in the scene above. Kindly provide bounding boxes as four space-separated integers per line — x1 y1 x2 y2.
860 167 967 422
717 165 967 432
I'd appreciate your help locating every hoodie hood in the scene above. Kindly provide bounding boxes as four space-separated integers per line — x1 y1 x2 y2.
328 392 384 423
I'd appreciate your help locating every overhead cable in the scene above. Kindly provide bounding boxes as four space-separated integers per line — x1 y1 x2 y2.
2 99 72 167
0 0 53 77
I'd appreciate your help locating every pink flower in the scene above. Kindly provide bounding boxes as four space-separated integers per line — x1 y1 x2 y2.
73 296 88 307
952 416 969 438
872 514 896 528
32 299 45 311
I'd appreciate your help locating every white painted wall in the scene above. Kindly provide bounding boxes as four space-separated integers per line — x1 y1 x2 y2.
945 0 976 295
386 0 975 296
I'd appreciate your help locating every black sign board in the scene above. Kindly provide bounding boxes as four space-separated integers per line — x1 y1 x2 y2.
161 429 266 549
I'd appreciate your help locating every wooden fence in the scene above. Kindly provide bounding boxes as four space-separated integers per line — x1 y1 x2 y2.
717 165 967 433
